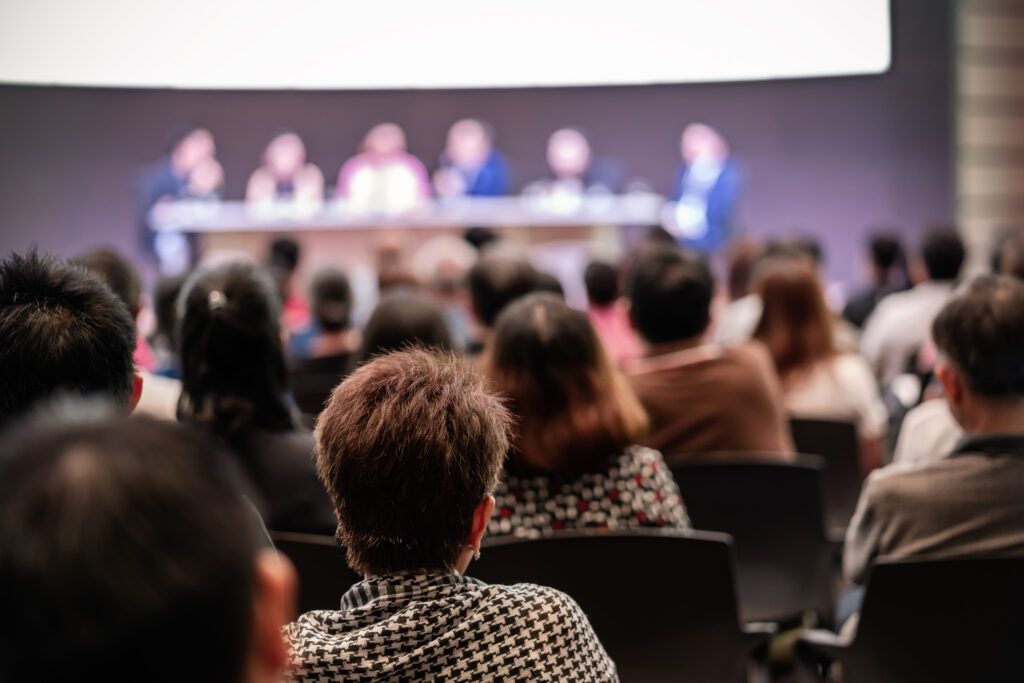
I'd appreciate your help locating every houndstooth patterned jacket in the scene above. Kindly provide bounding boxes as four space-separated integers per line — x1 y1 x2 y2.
284 572 618 682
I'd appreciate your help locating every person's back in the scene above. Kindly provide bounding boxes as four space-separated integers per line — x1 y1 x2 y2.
285 349 616 681
624 246 793 463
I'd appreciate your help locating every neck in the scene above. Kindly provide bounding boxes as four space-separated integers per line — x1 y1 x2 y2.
645 335 706 358
311 329 354 357
963 396 1024 435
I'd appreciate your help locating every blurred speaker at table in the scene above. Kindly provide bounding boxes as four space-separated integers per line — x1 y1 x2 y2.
433 118 510 199
335 123 431 214
246 132 325 206
523 128 623 214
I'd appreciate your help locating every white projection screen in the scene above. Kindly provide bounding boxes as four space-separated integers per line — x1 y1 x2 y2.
0 1 890 89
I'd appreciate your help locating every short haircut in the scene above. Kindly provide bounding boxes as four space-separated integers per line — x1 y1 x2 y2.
309 267 352 332
153 274 188 346
584 261 620 306
268 236 301 273
534 271 565 298
626 246 714 344
0 405 260 683
352 290 454 367
467 252 539 327
993 228 1024 280
177 262 295 433
933 275 1024 398
316 349 511 575
869 234 904 271
921 230 965 281
73 247 142 315
482 293 649 475
0 252 136 427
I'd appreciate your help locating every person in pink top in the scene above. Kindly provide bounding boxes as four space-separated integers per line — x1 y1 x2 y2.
335 123 431 213
584 261 643 365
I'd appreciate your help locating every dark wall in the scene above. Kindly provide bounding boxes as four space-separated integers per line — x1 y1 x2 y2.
0 0 951 285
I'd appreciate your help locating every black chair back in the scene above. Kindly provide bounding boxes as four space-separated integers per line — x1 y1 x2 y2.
471 528 769 683
670 455 835 623
270 531 362 614
789 417 862 533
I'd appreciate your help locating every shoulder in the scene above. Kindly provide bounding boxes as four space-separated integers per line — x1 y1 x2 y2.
485 582 595 629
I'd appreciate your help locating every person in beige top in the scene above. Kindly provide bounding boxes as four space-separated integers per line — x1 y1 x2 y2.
844 275 1024 585
624 246 793 465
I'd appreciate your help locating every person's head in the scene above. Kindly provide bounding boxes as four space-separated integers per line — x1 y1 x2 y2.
993 228 1024 280
316 348 511 575
353 290 454 366
445 118 494 168
868 233 905 287
0 404 296 683
626 246 714 345
920 230 965 282
177 262 294 434
584 261 620 307
546 128 591 179
361 122 407 157
170 126 215 175
309 267 352 333
933 276 1024 432
153 274 189 347
267 237 301 275
482 293 648 475
752 259 836 377
725 239 764 301
534 271 565 298
73 247 143 318
680 122 728 164
0 252 139 428
263 132 306 179
467 252 539 328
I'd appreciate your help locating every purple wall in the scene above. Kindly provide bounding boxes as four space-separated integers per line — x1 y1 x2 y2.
0 0 951 286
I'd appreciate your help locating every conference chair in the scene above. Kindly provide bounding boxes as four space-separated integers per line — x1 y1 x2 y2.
789 418 862 535
670 455 836 625
794 555 1024 683
472 528 774 683
269 531 361 614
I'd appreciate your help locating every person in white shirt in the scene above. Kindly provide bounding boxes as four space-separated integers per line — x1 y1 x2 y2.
860 231 964 386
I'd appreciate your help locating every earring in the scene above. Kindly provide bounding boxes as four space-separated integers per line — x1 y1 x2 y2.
468 544 481 561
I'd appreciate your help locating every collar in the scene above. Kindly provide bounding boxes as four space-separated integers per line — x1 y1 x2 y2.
950 434 1024 458
340 571 484 611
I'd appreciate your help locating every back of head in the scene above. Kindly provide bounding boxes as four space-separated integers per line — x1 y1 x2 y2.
467 252 539 327
626 246 714 344
869 233 904 272
921 230 965 281
584 261 620 306
310 267 352 332
994 228 1024 280
316 349 511 575
153 274 189 345
932 275 1024 398
178 262 294 433
725 239 763 301
0 252 136 427
752 258 835 375
482 293 648 475
0 405 258 683
267 237 301 274
353 290 454 366
73 247 142 316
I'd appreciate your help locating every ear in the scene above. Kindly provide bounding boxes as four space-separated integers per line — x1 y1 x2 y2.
249 550 298 679
469 495 495 552
935 361 964 409
128 372 144 414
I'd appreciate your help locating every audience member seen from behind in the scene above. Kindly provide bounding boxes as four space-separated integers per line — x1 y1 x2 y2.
266 236 310 332
288 267 358 416
583 261 643 365
860 230 965 386
624 247 794 463
713 238 765 346
466 250 540 353
482 293 689 539
752 258 887 472
246 132 325 204
177 262 336 534
74 247 182 422
844 276 1024 586
336 122 430 213
285 349 617 681
351 289 454 368
433 118 510 198
0 251 140 429
149 274 188 379
842 233 907 329
0 406 296 683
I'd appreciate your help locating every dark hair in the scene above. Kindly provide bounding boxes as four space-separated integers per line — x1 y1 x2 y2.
725 239 764 301
467 253 539 327
869 234 904 271
73 247 142 315
584 261 619 306
921 230 965 281
932 275 1024 397
534 271 565 298
310 267 352 332
463 226 499 251
165 124 209 155
482 293 649 475
316 349 511 574
177 262 295 433
788 235 824 266
0 252 136 426
993 228 1024 280
626 247 714 344
353 290 454 367
0 405 259 683
753 259 836 376
268 236 301 273
153 274 189 348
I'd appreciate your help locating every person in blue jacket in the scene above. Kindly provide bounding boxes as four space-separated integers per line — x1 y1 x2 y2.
433 118 510 198
669 123 742 253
